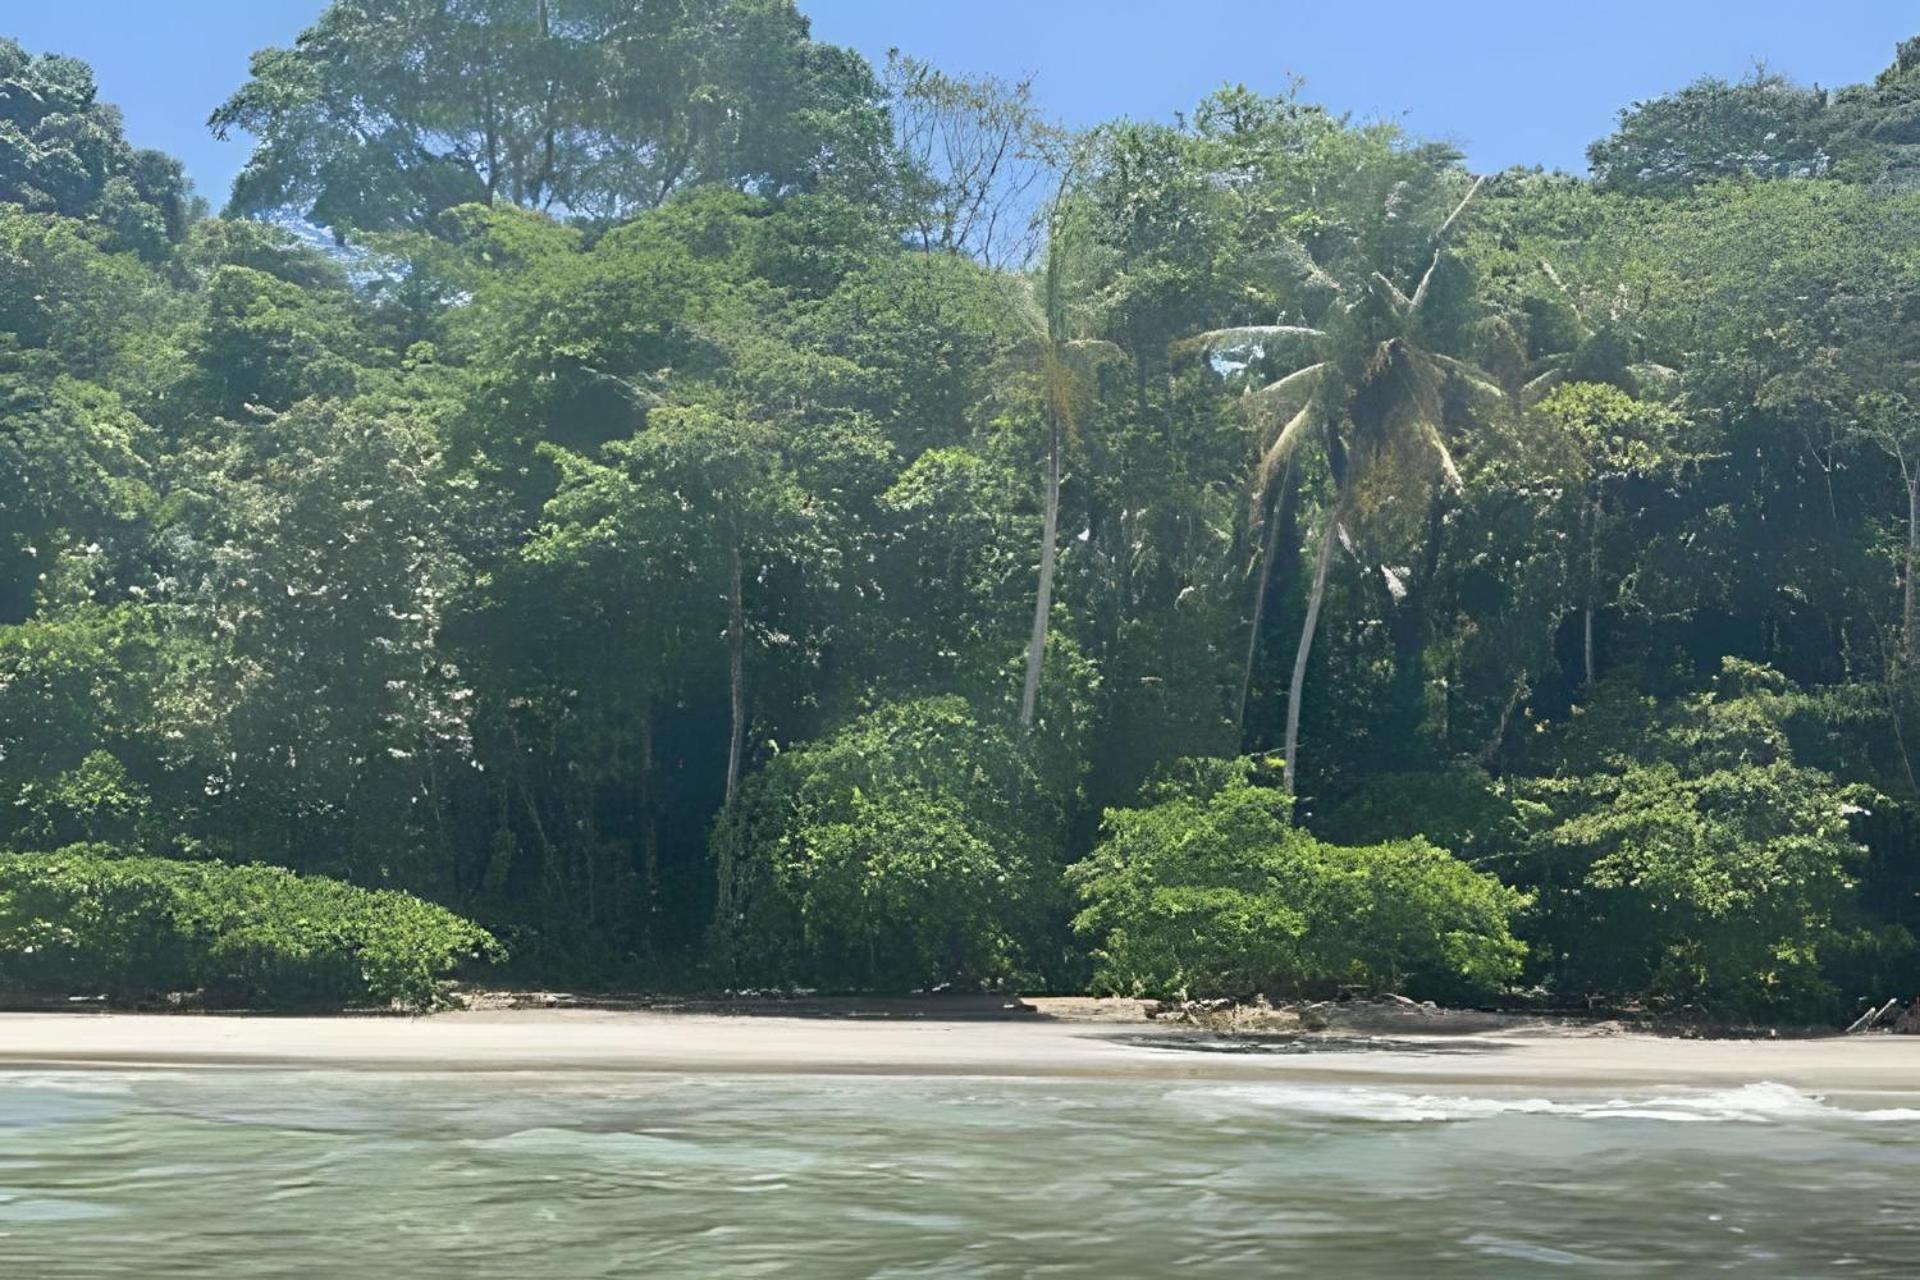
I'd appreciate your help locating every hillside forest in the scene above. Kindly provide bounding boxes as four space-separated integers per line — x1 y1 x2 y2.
6 4 1920 1019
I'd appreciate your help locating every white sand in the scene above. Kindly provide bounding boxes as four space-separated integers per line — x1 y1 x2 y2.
4 1009 1920 1096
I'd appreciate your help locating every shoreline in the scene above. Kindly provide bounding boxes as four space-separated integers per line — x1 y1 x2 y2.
5 1005 1920 1096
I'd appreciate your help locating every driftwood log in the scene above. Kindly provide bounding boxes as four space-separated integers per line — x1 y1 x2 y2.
1846 997 1904 1034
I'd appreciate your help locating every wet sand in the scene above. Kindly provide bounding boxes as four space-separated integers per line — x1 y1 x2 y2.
4 1007 1920 1096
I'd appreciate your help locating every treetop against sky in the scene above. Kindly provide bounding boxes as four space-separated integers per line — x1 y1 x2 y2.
4 0 1913 206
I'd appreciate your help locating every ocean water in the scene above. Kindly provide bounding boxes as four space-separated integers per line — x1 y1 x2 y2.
2 1066 1918 1276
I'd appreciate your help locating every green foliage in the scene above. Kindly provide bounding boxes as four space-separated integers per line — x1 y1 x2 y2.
0 205 174 383
0 357 154 621
714 696 1069 990
1593 41 1920 194
1071 757 1527 1003
9 21 1920 1023
211 0 892 236
0 846 502 1010
1518 662 1881 1016
11 751 151 850
1590 71 1835 195
0 604 180 853
156 399 473 879
1318 766 1523 867
0 39 191 258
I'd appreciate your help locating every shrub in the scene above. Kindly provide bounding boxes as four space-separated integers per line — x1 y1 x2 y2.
713 696 1068 990
1517 661 1875 1018
1070 757 1527 1003
0 846 503 1010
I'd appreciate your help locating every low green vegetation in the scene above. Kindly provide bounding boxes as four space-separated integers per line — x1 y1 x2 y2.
714 696 1071 990
0 847 501 1011
1515 662 1878 1019
5 6 1920 1021
1071 758 1527 1004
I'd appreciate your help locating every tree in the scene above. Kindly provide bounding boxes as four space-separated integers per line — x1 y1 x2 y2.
1509 382 1692 690
536 403 813 922
1013 189 1103 728
0 356 153 623
160 399 474 882
885 50 1058 268
211 0 892 236
1519 661 1872 1017
1588 69 1834 195
713 695 1067 988
0 38 193 258
1189 163 1499 793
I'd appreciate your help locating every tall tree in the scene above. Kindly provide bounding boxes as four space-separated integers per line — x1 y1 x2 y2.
884 50 1058 268
0 38 193 258
211 0 891 235
1014 189 1121 729
1191 171 1499 793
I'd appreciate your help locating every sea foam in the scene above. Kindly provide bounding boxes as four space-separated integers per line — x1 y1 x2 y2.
1167 1080 1920 1124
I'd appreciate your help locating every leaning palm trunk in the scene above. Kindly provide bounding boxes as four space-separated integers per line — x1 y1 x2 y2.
1236 453 1296 739
1191 175 1492 789
1906 473 1920 665
714 542 748 940
725 542 746 801
1584 494 1601 690
1020 416 1062 729
1283 506 1339 795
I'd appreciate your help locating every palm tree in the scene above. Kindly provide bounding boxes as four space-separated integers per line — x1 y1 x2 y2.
1510 261 1677 689
1011 188 1124 730
1191 175 1501 793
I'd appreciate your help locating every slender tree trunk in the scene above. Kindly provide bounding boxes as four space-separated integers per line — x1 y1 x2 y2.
714 545 748 938
1236 455 1296 740
1584 493 1601 689
725 543 746 801
1020 418 1062 729
1905 469 1919 665
1283 509 1338 796
638 707 656 961
484 93 499 201
423 743 455 898
1583 606 1595 691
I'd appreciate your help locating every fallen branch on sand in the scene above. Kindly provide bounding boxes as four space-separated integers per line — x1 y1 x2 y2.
1846 997 1906 1034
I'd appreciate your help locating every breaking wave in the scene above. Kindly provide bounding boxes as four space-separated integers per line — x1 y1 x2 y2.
1167 1080 1920 1124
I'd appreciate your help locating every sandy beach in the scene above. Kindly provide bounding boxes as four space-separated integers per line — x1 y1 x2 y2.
3 1005 1920 1098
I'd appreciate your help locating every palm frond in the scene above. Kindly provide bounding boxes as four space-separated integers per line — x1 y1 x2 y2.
1423 351 1506 402
1371 271 1413 314
1175 325 1326 357
1244 361 1330 415
1423 420 1464 492
1409 175 1486 314
1538 259 1596 339
1521 366 1566 406
1431 174 1487 246
1253 402 1316 503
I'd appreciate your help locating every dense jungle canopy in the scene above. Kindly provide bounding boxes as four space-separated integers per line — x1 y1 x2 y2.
8 7 1920 1018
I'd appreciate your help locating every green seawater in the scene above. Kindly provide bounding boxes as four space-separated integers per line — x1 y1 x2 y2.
2 1067 1918 1276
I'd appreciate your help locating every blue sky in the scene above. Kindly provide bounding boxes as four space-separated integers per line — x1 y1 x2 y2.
6 1 1915 209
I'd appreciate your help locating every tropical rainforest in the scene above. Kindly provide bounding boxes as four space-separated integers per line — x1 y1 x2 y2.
4 2 1920 1020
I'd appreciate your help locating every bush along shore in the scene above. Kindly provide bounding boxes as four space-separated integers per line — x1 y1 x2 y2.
0 847 501 1012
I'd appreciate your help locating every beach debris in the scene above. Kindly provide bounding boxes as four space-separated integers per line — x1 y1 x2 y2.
1146 996 1303 1032
1844 996 1920 1034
